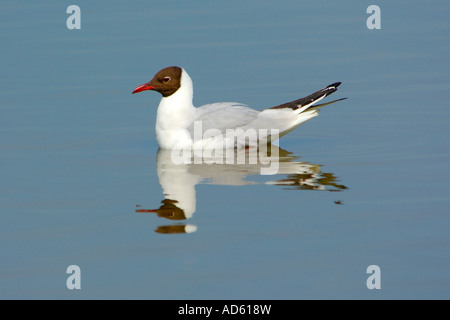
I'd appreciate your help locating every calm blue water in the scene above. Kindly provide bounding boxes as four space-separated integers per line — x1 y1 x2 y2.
1 1 449 299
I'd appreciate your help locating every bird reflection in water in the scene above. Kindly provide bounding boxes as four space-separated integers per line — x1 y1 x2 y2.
136 145 347 234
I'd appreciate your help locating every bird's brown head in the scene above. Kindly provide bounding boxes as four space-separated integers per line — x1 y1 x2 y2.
132 66 182 97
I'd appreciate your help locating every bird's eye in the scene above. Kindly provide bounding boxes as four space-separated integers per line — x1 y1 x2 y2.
163 76 171 83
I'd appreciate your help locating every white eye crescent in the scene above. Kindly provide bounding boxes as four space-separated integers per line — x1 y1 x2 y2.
163 76 171 82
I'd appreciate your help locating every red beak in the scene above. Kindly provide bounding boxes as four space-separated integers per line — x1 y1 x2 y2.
132 82 155 94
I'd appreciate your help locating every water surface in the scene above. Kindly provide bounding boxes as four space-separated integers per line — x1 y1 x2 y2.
1 1 449 299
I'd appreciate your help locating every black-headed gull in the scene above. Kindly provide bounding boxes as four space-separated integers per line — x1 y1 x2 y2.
132 66 344 150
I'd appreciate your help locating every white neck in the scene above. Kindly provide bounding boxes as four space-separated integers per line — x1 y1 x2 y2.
155 69 196 149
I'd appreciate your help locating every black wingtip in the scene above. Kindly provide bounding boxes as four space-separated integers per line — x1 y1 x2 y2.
269 81 344 111
328 82 342 88
321 82 342 98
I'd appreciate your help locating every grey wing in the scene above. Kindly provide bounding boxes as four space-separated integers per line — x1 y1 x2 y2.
187 102 259 136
